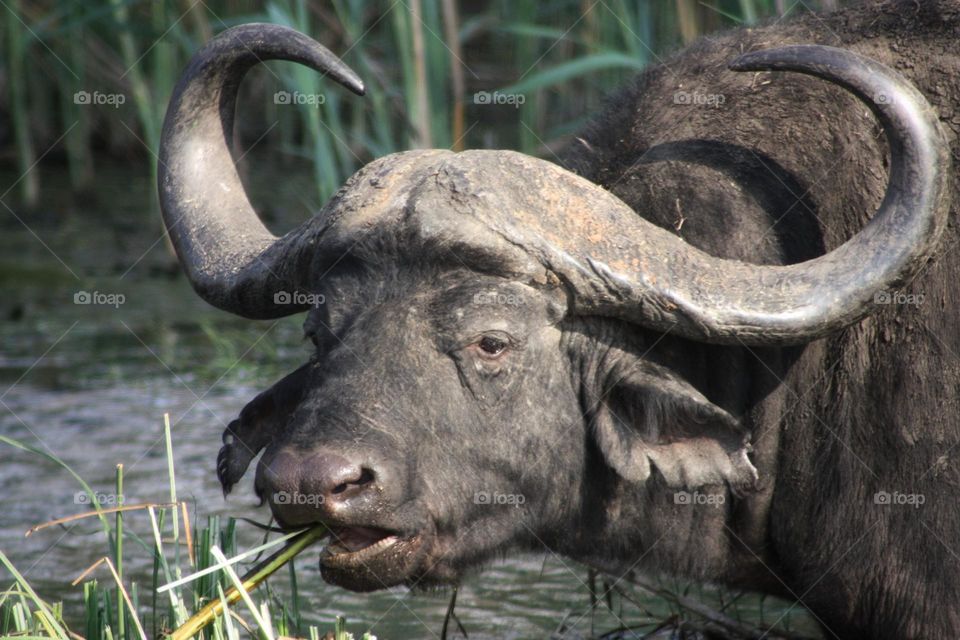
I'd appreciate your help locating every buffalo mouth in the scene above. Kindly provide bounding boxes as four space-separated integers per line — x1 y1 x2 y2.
319 526 426 591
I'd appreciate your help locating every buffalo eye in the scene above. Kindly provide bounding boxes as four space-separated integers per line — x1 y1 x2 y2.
477 335 508 358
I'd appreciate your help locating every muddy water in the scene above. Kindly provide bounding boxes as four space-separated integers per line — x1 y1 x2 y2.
0 164 820 639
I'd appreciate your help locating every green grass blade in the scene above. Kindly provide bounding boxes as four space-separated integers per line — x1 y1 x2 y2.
0 551 68 639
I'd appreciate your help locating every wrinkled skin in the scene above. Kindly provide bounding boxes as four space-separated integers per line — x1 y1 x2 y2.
222 267 761 589
214 2 960 638
228 271 584 587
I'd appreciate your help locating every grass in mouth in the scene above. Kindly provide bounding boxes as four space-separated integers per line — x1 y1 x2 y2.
0 416 375 640
168 525 328 640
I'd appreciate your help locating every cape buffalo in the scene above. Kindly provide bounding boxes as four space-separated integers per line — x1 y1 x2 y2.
158 2 960 638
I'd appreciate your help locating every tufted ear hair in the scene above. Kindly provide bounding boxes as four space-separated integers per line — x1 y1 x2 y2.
589 351 758 491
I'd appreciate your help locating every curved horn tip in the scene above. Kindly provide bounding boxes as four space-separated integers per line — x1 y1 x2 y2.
212 22 366 96
159 20 367 319
349 79 366 96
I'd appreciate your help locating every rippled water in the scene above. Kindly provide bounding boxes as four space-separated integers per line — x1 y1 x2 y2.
0 165 821 639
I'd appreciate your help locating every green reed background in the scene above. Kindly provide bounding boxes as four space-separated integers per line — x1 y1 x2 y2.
2 0 845 208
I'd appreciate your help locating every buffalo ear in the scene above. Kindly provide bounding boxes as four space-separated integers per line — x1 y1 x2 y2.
591 358 758 490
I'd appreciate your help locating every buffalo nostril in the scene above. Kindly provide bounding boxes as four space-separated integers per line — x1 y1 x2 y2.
290 451 380 504
331 467 375 495
261 449 383 526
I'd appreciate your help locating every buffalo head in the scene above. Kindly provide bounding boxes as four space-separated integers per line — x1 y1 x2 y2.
158 24 950 592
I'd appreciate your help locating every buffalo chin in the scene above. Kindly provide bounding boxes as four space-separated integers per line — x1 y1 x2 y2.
319 533 426 592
